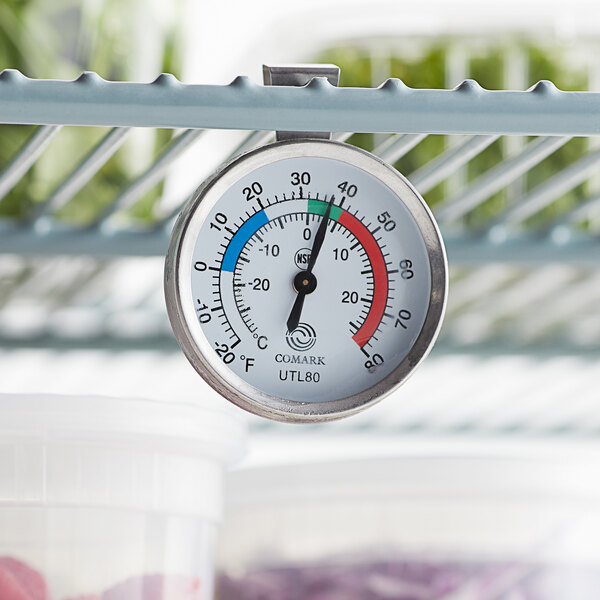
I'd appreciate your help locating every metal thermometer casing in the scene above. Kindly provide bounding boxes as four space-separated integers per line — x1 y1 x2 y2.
165 139 447 423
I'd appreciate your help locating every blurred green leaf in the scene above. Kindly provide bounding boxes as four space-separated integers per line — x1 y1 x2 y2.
0 25 595 230
317 41 593 229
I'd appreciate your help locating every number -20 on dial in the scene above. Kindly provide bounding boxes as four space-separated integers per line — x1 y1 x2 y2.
165 139 447 422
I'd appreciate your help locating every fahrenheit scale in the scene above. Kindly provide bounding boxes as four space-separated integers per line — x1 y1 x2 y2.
165 138 447 422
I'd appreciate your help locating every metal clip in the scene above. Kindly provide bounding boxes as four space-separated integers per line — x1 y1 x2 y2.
263 64 340 142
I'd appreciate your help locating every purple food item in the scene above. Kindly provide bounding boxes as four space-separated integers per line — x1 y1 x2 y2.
64 574 202 600
218 558 600 599
0 557 51 600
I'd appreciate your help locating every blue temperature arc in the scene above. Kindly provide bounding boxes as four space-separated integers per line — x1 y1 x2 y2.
221 210 269 272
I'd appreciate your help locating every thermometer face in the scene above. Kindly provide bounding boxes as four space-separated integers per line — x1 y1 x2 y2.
165 140 447 422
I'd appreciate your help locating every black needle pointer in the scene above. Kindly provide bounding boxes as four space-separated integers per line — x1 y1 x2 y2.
286 197 335 333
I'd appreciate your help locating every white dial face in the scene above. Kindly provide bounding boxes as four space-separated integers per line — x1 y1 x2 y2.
168 141 446 420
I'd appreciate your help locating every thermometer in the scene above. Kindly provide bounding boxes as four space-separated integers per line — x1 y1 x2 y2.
165 66 447 422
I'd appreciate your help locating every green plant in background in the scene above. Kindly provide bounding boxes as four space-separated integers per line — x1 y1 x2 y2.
0 0 58 219
0 21 594 229
321 47 374 157
317 40 591 230
465 46 506 227
55 16 183 226
525 45 588 227
389 46 446 206
319 44 447 205
0 0 183 225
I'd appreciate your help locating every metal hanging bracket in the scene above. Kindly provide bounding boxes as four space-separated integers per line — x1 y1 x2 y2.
262 64 340 141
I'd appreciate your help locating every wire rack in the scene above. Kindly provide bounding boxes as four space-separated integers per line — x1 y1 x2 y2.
0 71 599 436
1 71 600 258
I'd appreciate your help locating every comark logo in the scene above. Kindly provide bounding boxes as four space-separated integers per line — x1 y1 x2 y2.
286 322 317 352
294 248 312 270
275 354 325 365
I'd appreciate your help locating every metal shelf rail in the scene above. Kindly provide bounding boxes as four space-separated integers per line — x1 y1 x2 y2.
0 70 600 262
1 70 599 134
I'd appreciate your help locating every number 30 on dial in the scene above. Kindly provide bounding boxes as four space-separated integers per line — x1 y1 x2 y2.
165 139 447 422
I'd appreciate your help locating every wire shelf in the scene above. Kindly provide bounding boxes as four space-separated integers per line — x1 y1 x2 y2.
0 71 598 438
0 70 599 260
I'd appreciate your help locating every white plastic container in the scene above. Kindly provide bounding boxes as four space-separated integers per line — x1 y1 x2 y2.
218 453 600 598
0 394 246 600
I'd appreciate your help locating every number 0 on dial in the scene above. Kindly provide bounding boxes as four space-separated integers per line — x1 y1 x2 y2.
165 139 447 422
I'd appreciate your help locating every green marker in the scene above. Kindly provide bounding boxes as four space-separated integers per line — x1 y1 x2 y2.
308 199 342 221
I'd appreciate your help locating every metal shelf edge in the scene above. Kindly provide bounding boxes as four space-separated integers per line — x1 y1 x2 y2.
1 71 599 135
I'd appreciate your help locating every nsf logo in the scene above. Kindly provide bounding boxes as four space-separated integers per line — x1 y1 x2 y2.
294 248 312 269
286 322 317 352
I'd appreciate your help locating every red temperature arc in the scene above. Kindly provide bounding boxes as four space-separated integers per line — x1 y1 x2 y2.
337 211 388 348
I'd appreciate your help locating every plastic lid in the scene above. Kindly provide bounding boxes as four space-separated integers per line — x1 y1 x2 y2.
227 454 600 508
221 453 600 565
0 394 247 520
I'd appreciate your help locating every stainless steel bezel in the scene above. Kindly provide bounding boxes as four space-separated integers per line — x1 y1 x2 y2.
164 139 447 423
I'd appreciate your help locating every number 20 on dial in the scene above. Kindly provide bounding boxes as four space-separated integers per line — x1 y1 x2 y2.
165 139 447 422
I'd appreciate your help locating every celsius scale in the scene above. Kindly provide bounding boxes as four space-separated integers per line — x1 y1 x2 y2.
165 65 447 423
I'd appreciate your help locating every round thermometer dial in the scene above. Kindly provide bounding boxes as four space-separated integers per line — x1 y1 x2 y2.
165 140 447 422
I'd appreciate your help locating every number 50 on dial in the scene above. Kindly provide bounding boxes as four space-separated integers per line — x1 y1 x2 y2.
165 139 447 423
